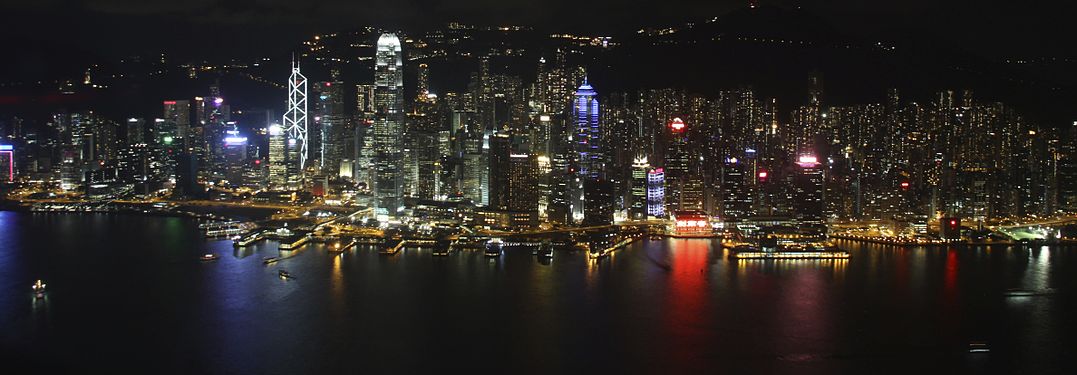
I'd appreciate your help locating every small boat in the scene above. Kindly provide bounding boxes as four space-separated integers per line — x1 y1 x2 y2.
485 239 503 257
263 256 280 264
278 270 293 279
200 254 220 261
32 280 46 299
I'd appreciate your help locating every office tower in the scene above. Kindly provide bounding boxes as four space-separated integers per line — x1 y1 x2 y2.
417 63 430 98
630 156 650 220
175 150 201 198
0 144 13 183
794 155 825 227
125 118 145 145
488 133 511 209
508 153 540 225
354 83 376 186
162 100 190 138
647 168 666 218
583 178 614 226
312 81 345 174
268 124 287 188
373 33 405 214
1059 121 1077 211
720 157 752 221
412 130 441 199
283 59 309 175
665 117 690 211
571 79 601 223
222 129 248 186
573 78 602 179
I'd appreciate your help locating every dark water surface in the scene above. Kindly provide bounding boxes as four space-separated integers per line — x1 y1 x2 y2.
2 211 1075 374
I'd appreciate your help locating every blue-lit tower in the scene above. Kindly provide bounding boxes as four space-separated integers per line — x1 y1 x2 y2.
573 78 602 179
571 78 604 224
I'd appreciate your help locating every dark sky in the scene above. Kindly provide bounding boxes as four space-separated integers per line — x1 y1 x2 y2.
2 0 1073 62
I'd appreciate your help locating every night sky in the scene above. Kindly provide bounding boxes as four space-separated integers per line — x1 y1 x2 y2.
2 1 1072 61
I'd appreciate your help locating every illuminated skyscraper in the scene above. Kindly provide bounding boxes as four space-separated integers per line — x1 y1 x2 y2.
647 168 666 218
573 78 602 179
630 156 650 220
0 144 13 183
571 79 601 223
268 124 287 188
373 33 405 214
312 81 345 174
794 155 825 227
283 59 309 174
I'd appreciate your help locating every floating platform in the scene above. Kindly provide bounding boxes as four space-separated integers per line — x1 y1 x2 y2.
732 251 850 260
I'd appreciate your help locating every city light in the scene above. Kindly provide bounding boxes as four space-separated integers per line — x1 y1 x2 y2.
670 117 685 131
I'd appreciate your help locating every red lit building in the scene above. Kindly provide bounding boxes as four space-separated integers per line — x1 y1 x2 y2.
671 210 711 236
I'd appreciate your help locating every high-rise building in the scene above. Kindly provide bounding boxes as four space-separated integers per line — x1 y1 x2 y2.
793 155 825 227
373 33 405 215
222 129 248 186
162 100 190 138
0 144 13 183
283 60 309 175
268 124 287 188
312 81 345 174
665 117 690 211
508 153 540 225
571 79 602 223
647 168 666 218
125 118 145 145
630 156 650 220
720 158 752 221
573 78 602 179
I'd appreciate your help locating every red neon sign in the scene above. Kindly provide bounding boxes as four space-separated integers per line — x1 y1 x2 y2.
670 117 686 132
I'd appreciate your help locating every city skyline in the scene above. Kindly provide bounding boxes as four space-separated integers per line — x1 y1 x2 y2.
3 3 1077 373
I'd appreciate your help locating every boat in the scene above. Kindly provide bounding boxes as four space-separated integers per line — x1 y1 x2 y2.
1004 288 1057 297
484 238 503 257
263 256 280 265
200 254 220 261
278 270 294 279
534 241 554 259
32 280 46 299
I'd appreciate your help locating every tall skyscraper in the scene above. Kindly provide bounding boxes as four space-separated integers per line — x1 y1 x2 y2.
283 60 309 174
373 33 405 215
794 155 825 227
573 78 602 179
630 156 650 220
268 124 287 188
647 167 666 218
571 79 602 223
312 81 345 174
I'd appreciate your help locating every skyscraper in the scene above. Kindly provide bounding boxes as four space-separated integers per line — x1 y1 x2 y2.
647 167 666 218
373 33 405 215
283 60 309 175
571 78 602 223
630 156 650 220
794 155 825 227
268 124 287 188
